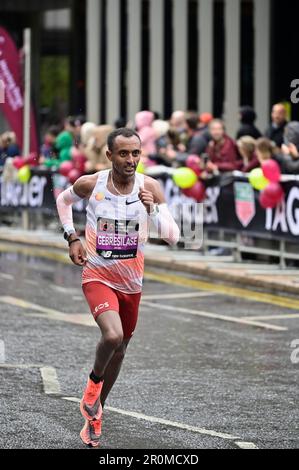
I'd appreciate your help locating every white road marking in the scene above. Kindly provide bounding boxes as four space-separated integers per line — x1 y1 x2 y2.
61 396 238 440
141 301 287 331
28 312 95 327
243 313 299 321
141 292 217 300
40 367 61 395
0 296 61 315
0 340 5 363
235 441 259 449
0 273 14 280
0 296 94 327
0 295 287 331
0 363 44 369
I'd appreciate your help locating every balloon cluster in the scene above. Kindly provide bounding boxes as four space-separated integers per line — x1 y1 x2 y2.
12 153 38 184
172 155 206 202
59 147 86 184
249 160 284 209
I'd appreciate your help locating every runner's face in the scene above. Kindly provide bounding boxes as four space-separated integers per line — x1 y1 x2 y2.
108 136 142 178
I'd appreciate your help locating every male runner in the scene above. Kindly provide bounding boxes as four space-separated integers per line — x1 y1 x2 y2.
56 128 180 447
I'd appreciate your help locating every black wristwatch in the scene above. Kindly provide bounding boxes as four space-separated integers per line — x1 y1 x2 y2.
63 229 75 242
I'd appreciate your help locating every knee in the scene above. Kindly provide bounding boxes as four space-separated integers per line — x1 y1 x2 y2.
114 343 128 360
103 331 124 350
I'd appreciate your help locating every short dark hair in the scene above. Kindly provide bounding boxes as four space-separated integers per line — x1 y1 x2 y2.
256 137 274 154
107 127 141 152
185 112 199 131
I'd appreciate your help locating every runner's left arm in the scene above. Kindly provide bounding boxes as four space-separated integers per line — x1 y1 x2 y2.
139 178 180 246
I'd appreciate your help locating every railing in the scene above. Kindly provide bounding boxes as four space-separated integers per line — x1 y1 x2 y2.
1 167 299 268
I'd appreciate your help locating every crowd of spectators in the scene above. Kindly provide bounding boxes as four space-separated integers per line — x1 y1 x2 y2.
1 102 299 181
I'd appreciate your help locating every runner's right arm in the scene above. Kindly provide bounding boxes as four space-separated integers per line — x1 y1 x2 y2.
56 174 97 266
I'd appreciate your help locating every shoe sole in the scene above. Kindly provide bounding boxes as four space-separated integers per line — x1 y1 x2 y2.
80 429 100 448
80 420 102 448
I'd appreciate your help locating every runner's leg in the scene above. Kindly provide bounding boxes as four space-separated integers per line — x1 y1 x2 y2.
100 339 130 407
100 291 141 406
93 310 124 378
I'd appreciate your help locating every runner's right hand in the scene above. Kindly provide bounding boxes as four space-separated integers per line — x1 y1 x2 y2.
69 241 87 266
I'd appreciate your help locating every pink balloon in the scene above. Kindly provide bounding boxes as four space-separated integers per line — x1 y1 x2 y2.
260 183 284 209
59 161 74 177
73 153 86 173
68 168 81 184
24 153 38 166
264 182 284 202
262 159 281 183
13 157 26 170
186 155 202 177
259 192 277 209
71 146 81 158
183 181 206 202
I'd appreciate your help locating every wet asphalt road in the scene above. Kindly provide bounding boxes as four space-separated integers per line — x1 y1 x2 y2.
0 250 298 450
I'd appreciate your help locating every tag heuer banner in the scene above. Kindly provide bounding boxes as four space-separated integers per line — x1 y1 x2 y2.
1 170 299 242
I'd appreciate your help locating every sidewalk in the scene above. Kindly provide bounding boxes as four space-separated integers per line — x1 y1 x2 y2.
0 227 298 297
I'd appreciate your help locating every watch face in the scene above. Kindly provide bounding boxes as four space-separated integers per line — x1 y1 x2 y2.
63 231 69 241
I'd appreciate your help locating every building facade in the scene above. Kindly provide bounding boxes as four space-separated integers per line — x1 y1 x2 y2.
0 0 298 137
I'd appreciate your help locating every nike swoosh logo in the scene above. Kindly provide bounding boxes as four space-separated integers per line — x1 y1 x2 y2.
126 200 139 205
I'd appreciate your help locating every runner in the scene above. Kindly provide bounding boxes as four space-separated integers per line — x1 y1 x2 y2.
56 127 180 447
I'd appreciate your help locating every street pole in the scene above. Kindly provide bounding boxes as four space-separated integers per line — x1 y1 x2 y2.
22 28 31 230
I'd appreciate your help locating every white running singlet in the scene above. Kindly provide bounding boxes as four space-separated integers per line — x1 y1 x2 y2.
82 170 148 294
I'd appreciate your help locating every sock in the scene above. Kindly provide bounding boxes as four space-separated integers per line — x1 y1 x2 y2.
90 370 104 384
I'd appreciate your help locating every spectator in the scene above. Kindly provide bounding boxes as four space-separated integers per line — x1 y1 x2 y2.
40 125 60 160
281 121 299 159
256 137 299 175
135 110 157 160
205 119 242 172
114 117 127 129
198 112 213 131
265 103 288 148
80 122 97 147
155 127 186 167
237 136 259 173
0 132 20 167
185 112 210 156
84 125 113 172
236 106 262 140
170 110 186 134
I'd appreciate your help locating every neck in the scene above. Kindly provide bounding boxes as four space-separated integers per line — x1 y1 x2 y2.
111 169 135 186
110 169 135 196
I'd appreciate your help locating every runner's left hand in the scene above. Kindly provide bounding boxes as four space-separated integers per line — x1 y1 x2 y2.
138 187 155 214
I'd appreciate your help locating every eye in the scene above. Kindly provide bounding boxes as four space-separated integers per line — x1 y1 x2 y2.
133 150 141 157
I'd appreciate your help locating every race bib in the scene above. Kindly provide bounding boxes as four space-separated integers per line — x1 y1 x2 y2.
96 217 139 260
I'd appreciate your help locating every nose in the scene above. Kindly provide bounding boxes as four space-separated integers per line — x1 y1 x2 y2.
126 153 134 164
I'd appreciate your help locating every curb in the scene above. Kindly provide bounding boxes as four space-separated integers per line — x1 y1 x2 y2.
0 233 298 297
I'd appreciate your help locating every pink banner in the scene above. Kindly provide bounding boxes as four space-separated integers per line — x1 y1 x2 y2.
0 27 38 155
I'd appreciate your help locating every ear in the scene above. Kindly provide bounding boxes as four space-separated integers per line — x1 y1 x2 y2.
106 150 112 162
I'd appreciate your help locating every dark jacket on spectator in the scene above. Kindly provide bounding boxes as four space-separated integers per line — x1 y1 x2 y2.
206 135 242 172
265 121 287 148
236 107 262 140
187 130 211 156
273 153 299 175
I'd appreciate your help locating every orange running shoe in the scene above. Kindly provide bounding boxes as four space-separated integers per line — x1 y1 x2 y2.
80 417 102 448
80 378 103 421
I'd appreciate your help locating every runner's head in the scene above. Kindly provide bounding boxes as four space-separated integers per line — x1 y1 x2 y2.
106 128 142 178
